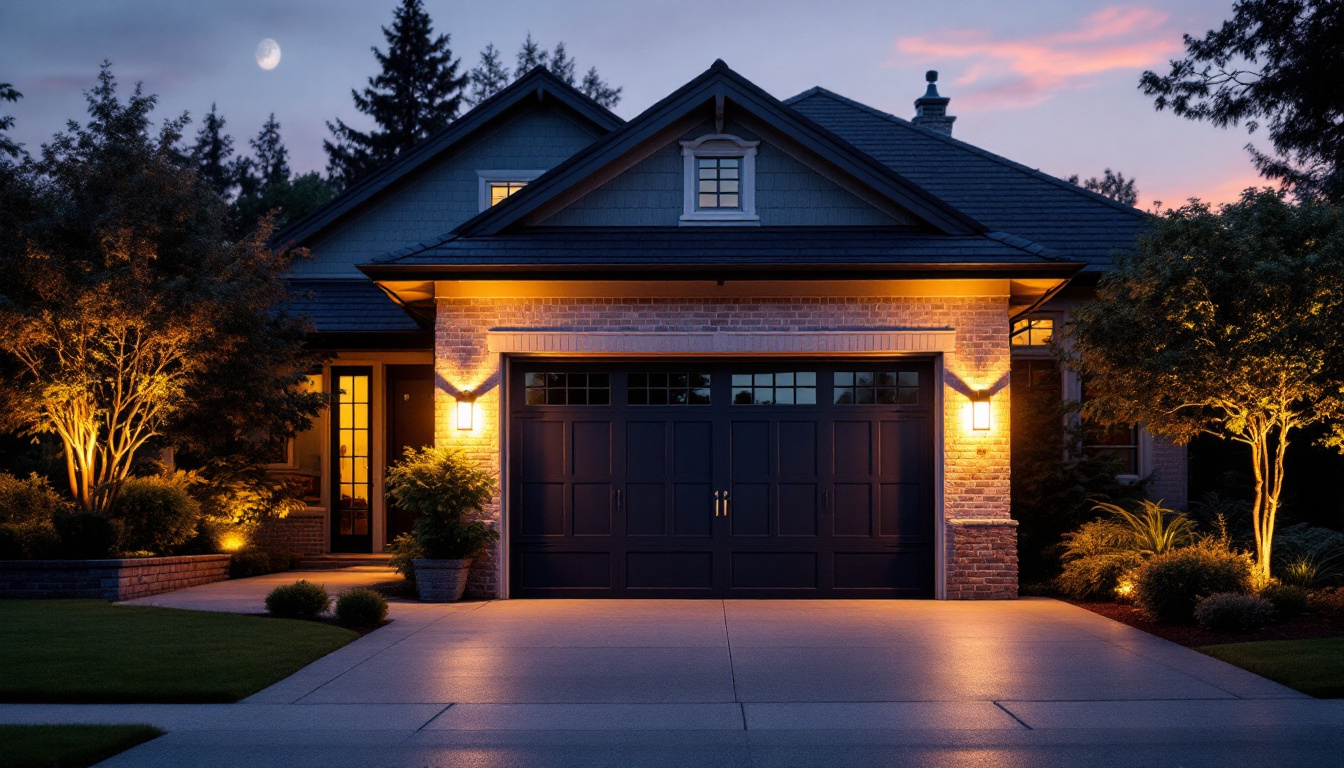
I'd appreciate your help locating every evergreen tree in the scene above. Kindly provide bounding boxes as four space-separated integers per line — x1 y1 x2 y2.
467 44 511 106
324 0 468 188
548 42 575 84
188 103 238 199
1067 169 1138 207
236 115 334 235
515 33 548 79
579 67 622 109
251 113 289 188
0 83 22 160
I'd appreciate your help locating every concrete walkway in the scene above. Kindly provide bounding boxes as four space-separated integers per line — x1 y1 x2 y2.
3 594 1341 766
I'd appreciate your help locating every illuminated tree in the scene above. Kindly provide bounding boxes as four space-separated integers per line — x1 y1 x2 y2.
0 64 325 512
1066 190 1344 583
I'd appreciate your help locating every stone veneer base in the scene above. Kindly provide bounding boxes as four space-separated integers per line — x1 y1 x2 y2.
0 554 232 601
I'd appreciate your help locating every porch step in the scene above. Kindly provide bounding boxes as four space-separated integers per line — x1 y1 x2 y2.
297 554 392 571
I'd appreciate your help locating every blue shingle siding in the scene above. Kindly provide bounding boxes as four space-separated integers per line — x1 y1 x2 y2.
291 106 603 277
542 143 683 226
784 89 1147 269
286 279 423 333
755 144 906 226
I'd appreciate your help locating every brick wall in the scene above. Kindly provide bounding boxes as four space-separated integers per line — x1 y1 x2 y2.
945 520 1019 599
435 294 1015 600
0 555 231 600
254 513 327 554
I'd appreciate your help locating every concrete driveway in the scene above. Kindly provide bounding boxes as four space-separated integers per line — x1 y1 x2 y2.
5 597 1341 766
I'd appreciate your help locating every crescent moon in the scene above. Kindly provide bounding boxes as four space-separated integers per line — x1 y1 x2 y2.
256 39 281 71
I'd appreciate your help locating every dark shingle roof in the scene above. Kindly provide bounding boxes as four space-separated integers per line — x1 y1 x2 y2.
287 279 423 333
784 88 1148 270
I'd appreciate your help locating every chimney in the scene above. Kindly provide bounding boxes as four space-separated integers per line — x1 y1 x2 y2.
912 70 955 136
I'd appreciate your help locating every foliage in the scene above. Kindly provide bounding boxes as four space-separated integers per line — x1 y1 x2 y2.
1139 0 1344 201
53 511 123 559
0 520 59 559
335 588 389 627
1056 520 1144 599
110 475 200 554
264 580 330 620
1066 190 1344 583
467 33 623 108
229 547 300 578
386 445 498 560
385 530 424 584
0 82 22 160
0 64 326 512
184 457 307 530
1132 541 1254 623
188 103 241 200
1067 169 1138 206
1261 582 1310 619
1195 592 1276 632
1092 499 1196 556
0 471 70 526
1271 523 1344 585
325 0 468 187
1312 587 1344 624
1010 364 1148 582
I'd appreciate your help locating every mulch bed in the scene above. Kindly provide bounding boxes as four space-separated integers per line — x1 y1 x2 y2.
1067 599 1344 647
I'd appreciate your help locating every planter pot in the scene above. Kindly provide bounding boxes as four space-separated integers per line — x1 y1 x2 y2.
413 558 472 602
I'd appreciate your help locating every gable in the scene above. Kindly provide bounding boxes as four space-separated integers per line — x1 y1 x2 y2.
292 105 604 277
540 120 912 227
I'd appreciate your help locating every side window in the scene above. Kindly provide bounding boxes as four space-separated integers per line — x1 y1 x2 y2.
1011 316 1055 347
732 372 816 405
833 371 920 405
628 373 711 405
477 171 544 211
524 373 610 406
1080 378 1139 475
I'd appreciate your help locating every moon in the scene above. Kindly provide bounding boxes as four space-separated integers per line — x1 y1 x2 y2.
255 39 281 70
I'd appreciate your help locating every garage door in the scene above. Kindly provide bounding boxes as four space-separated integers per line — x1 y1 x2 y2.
507 360 935 598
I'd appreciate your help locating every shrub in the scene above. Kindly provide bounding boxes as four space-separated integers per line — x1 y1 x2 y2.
1132 541 1253 623
265 580 330 619
1056 519 1143 599
53 511 123 559
1310 587 1344 625
1092 499 1195 556
1272 524 1344 586
0 472 69 526
0 521 60 559
1261 582 1310 619
386 446 498 560
110 476 201 554
386 532 424 585
230 547 300 578
1195 593 1276 632
335 588 389 626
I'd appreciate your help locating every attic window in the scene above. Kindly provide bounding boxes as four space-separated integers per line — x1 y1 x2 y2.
477 170 544 211
680 134 759 225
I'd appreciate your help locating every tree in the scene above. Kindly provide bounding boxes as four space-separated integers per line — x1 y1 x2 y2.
324 0 468 188
188 103 239 200
0 83 21 160
1140 0 1344 202
1066 190 1344 583
467 34 623 108
0 64 325 512
1068 169 1138 206
235 115 335 235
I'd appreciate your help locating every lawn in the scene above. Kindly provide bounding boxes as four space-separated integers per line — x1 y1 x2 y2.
0 600 358 703
0 724 162 768
1197 637 1344 699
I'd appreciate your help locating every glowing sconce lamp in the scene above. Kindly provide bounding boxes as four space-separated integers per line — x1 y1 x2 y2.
456 391 476 431
971 390 991 432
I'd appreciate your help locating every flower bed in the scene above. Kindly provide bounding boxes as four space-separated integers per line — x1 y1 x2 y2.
1067 599 1344 647
0 554 230 600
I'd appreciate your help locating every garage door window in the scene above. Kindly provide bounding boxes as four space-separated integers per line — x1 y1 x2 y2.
524 372 610 405
628 372 711 405
834 371 920 405
732 372 817 405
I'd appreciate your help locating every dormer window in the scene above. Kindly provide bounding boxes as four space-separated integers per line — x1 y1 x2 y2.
477 170 544 211
680 134 758 225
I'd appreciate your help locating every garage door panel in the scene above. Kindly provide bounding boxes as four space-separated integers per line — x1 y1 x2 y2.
730 483 770 536
672 421 713 475
521 483 564 537
732 552 817 589
519 551 610 589
627 552 714 589
880 483 927 540
731 421 771 476
572 483 612 536
626 483 666 536
833 483 873 537
879 421 924 479
778 422 818 475
521 421 564 477
572 421 612 476
833 421 872 476
778 483 818 536
626 422 666 476
673 483 712 536
833 551 930 590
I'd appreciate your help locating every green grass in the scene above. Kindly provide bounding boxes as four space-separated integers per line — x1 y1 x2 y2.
0 600 358 703
0 725 162 768
1197 637 1344 698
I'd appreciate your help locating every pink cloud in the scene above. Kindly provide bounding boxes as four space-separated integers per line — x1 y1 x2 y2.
895 5 1180 109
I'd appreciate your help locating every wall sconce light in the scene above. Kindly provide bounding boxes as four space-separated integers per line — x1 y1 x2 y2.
971 390 991 431
456 390 475 431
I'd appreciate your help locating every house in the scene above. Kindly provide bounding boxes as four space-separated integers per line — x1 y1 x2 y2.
264 61 1183 600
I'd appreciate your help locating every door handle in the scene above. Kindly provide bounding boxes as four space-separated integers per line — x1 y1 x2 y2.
721 490 730 518
615 489 623 511
713 490 722 517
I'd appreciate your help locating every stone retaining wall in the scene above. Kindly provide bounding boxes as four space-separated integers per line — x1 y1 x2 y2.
0 554 231 600
253 513 327 555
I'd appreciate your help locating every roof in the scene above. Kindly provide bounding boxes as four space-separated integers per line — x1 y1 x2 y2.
273 67 625 247
360 227 1080 281
453 60 985 238
783 88 1148 270
286 279 425 333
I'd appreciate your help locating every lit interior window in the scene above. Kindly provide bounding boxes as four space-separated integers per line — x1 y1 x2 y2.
1011 317 1054 346
489 181 527 207
696 157 741 210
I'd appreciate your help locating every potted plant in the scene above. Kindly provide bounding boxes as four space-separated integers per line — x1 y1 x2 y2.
385 446 498 602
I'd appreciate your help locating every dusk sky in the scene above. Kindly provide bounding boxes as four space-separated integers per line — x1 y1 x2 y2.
1 1 1268 208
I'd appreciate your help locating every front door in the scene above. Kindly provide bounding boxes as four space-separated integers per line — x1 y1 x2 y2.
508 360 935 598
331 366 373 553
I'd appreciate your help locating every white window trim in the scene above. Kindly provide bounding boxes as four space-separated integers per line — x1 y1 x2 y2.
679 134 759 225
477 170 545 212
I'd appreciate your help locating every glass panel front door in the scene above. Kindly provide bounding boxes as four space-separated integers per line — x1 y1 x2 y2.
332 366 373 553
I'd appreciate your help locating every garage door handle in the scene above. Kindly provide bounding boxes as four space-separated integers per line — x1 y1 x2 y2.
713 490 722 517
614 489 623 511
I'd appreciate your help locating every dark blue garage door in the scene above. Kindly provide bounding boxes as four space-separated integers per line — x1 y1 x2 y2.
508 360 935 598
